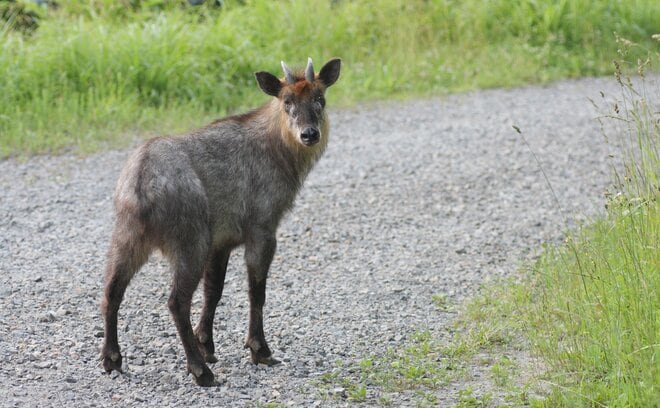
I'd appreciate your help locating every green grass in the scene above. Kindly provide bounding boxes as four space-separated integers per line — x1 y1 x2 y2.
1 0 658 157
455 387 494 408
317 324 536 406
532 200 657 406
452 52 659 406
460 195 658 406
522 52 658 406
316 330 464 406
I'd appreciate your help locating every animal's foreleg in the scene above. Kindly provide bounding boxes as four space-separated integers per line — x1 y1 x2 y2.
244 234 279 366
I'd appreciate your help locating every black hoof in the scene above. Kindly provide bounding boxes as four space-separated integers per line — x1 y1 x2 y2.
197 340 218 363
189 363 216 387
101 351 123 374
195 330 217 364
248 348 280 366
204 354 219 364
256 354 281 366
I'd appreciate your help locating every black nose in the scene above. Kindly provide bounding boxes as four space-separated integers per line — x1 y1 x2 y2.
300 128 320 145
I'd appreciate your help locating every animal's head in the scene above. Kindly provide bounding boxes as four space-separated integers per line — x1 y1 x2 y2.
255 58 341 147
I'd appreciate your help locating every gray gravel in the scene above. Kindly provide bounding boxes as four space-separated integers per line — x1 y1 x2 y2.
0 76 645 406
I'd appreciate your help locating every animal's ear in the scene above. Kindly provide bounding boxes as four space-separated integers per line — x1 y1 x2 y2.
318 58 341 88
255 71 283 97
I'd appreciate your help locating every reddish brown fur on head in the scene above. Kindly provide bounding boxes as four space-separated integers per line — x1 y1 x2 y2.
291 80 314 94
255 58 341 149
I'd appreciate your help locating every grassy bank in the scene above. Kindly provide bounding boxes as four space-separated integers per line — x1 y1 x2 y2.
459 190 657 406
514 61 658 406
449 54 658 405
527 200 657 405
1 0 658 157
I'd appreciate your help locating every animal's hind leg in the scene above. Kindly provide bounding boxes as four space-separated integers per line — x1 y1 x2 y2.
166 240 216 386
101 226 149 373
194 247 231 363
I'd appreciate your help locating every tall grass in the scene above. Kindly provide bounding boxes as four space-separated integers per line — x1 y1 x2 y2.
531 207 657 406
1 0 657 157
524 49 658 406
462 45 658 406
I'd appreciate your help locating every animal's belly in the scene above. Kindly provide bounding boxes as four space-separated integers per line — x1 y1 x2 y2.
210 213 244 249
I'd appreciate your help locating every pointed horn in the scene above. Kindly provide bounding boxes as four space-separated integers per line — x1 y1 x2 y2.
305 57 315 82
281 61 296 84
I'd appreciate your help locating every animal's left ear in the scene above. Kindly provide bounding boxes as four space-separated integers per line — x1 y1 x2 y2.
255 71 283 97
318 58 341 88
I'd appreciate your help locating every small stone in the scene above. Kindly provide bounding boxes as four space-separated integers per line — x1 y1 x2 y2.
34 361 51 369
39 311 56 323
55 307 71 317
330 387 346 398
64 376 77 383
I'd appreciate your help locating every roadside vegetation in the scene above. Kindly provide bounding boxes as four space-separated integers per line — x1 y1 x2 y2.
318 41 658 407
508 47 658 407
1 0 657 157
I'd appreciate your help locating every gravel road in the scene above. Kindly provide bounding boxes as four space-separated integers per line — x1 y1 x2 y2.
0 76 643 406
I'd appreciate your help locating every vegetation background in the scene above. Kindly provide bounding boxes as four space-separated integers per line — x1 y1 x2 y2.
1 1 657 406
0 0 657 157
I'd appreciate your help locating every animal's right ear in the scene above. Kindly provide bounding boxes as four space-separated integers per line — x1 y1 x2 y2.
255 72 282 97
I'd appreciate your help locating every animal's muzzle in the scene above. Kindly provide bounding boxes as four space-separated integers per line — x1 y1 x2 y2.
300 128 320 146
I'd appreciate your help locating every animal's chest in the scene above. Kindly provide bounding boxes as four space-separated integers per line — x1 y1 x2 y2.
243 175 298 223
206 171 298 244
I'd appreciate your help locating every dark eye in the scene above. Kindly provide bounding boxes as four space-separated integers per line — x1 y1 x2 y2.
316 95 325 108
283 97 294 112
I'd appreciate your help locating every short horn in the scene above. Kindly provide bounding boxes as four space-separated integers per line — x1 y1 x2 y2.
305 57 314 82
281 61 296 84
